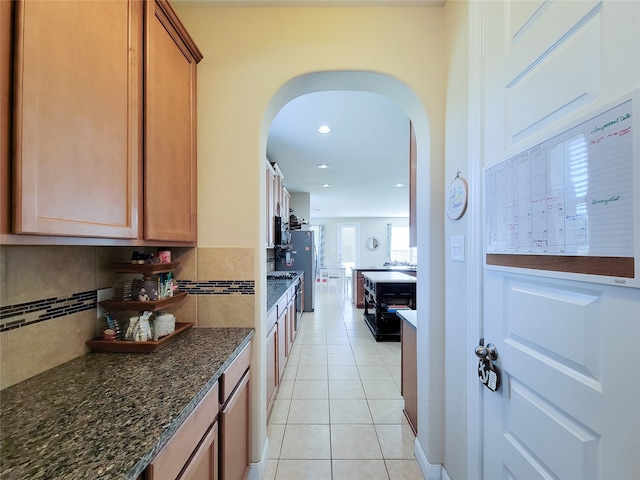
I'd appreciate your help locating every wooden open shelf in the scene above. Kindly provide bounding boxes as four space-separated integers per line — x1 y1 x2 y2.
99 291 187 312
86 322 194 353
110 262 180 275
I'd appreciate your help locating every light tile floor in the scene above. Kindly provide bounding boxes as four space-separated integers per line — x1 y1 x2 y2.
265 281 424 480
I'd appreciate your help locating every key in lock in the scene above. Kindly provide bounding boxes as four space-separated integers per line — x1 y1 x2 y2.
476 338 501 392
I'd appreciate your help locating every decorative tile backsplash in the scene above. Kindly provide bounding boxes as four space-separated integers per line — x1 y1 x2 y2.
0 281 255 333
0 291 97 332
177 280 255 295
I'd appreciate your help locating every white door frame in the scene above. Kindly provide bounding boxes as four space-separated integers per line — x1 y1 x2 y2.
466 1 485 477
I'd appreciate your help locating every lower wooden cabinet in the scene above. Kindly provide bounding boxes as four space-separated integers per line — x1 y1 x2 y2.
219 341 251 480
277 317 287 381
401 318 418 435
287 286 296 353
180 422 219 480
146 382 219 480
266 324 278 414
220 372 250 480
146 340 252 480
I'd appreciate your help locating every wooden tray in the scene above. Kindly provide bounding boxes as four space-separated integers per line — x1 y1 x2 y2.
86 322 194 353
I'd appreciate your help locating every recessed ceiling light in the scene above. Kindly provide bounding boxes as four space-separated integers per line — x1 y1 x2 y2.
394 183 405 188
317 125 332 134
322 183 330 187
317 164 329 169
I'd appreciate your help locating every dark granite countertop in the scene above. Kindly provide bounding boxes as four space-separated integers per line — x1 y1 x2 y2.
0 327 254 480
266 271 303 315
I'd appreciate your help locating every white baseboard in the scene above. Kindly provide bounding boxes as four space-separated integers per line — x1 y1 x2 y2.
414 437 443 480
247 437 269 480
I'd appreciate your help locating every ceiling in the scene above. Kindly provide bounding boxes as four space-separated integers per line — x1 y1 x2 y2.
267 91 411 219
172 0 444 219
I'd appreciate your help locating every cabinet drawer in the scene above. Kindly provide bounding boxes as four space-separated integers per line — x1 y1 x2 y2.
220 341 251 405
147 382 219 480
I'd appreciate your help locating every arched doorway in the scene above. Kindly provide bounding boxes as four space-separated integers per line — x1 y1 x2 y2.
260 71 444 477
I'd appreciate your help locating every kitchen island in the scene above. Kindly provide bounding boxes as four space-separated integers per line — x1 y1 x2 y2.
352 266 416 308
0 327 253 480
362 271 416 341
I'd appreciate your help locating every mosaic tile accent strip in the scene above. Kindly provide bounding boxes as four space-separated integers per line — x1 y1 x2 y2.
0 280 256 332
177 280 255 295
0 291 97 332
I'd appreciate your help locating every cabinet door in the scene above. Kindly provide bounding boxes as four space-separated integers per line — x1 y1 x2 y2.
282 187 290 223
266 325 278 415
145 0 201 242
287 293 296 352
220 371 250 480
181 422 218 480
356 273 365 308
266 164 275 247
401 320 418 435
277 316 287 381
12 0 142 238
147 383 219 480
300 279 305 313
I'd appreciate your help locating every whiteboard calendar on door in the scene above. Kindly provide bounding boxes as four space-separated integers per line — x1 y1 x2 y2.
484 90 639 288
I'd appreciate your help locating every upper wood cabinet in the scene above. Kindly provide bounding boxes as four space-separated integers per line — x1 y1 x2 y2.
266 161 289 247
144 0 202 243
6 0 201 244
12 0 143 238
266 161 276 247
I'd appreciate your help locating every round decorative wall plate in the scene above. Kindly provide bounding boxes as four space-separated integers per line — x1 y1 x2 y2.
446 175 468 220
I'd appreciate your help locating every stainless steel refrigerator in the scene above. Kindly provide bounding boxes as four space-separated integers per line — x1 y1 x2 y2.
276 230 315 311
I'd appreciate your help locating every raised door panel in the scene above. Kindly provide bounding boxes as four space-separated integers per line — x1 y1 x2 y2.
287 291 295 353
277 316 286 381
266 325 277 415
220 372 250 480
181 422 218 480
300 279 305 313
401 319 417 435
356 273 365 308
12 0 141 238
145 0 201 242
282 187 290 223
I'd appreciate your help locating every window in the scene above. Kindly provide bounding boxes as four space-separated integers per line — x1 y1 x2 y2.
389 225 417 265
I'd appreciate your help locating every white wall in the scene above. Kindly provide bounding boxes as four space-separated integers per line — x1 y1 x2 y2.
289 192 310 223
312 217 408 267
442 2 472 479
173 5 447 476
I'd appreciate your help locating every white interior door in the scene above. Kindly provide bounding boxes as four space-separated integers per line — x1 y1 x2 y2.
480 2 640 478
338 222 358 275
